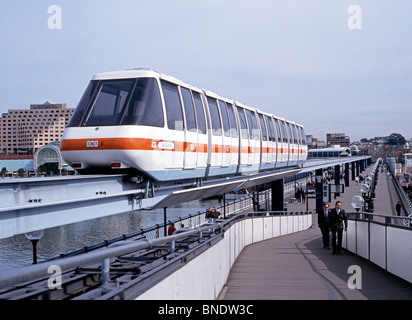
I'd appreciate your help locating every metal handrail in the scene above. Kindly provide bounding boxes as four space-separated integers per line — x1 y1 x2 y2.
45 191 267 261
386 163 412 224
0 210 311 290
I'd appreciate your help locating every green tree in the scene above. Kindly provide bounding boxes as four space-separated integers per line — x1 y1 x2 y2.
17 168 26 178
387 133 406 145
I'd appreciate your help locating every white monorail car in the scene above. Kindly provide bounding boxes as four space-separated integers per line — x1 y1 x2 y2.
60 69 308 181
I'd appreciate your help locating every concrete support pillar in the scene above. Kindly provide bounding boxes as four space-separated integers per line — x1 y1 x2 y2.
351 161 356 181
345 163 350 187
271 179 284 212
315 169 323 214
334 165 340 197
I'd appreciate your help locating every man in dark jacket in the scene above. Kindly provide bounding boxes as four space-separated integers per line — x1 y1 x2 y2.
318 203 330 249
328 201 348 255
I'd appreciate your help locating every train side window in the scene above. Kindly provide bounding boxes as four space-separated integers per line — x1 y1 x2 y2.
218 100 230 137
287 123 293 144
292 124 298 144
237 107 248 139
180 87 197 132
258 114 267 141
264 116 273 142
120 78 164 127
226 103 238 138
273 118 282 143
280 120 288 143
269 117 276 142
251 111 259 140
161 80 184 131
245 109 254 139
300 127 306 145
192 91 206 134
207 97 222 136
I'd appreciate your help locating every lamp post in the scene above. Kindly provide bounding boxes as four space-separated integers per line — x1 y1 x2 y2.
25 230 44 264
351 195 365 212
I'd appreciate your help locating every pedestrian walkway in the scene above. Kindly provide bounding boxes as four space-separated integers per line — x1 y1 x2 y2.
222 164 412 300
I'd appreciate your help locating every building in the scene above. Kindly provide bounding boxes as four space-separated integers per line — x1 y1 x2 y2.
0 101 74 155
306 135 327 149
326 133 350 148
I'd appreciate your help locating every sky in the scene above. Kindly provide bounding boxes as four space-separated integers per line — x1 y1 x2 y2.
0 0 411 142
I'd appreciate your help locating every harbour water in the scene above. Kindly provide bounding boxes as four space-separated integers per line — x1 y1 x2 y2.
0 198 222 272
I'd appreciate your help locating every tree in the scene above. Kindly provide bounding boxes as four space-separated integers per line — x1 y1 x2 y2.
387 133 406 146
17 168 26 178
1 167 7 177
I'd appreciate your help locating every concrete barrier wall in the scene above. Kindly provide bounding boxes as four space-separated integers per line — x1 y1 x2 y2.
136 213 312 300
343 220 412 284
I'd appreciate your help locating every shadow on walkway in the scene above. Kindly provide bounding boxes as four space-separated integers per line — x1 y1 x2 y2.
300 235 412 300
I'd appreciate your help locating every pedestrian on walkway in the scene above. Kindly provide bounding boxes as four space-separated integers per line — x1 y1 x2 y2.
318 203 330 250
396 201 402 216
328 201 348 255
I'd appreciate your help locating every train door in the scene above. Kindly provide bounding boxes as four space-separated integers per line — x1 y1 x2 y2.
244 109 255 165
218 100 231 167
206 96 223 169
252 111 261 167
298 126 308 165
161 80 185 170
235 105 250 170
180 86 198 169
271 116 281 168
265 115 276 168
192 91 208 169
286 122 294 166
226 102 239 169
258 113 269 169
278 119 289 167
293 124 301 165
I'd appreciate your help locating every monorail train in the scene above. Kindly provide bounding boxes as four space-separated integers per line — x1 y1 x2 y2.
60 69 308 181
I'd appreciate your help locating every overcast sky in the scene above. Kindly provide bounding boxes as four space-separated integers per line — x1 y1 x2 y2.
0 0 411 142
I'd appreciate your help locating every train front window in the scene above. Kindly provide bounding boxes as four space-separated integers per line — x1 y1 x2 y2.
120 78 164 127
83 80 134 126
69 78 164 127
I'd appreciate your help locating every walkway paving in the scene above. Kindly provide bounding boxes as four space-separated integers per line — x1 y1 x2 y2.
223 164 412 300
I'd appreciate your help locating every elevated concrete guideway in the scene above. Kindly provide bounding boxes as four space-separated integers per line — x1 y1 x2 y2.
222 165 412 300
0 156 370 239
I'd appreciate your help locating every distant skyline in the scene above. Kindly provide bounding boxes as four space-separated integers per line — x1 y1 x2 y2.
1 1 411 142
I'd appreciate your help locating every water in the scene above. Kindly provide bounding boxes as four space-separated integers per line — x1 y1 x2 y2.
0 198 222 272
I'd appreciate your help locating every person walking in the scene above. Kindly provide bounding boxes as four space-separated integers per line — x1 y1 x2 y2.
318 203 330 250
328 201 348 255
395 201 402 216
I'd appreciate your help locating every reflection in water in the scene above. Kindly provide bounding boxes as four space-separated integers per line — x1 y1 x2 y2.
0 199 220 272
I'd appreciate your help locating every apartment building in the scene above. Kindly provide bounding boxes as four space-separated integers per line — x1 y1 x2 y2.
0 101 74 155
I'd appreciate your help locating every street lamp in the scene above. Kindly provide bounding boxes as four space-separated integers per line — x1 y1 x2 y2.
25 230 44 264
351 195 365 212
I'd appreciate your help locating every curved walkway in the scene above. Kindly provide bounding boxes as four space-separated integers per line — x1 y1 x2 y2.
222 165 412 300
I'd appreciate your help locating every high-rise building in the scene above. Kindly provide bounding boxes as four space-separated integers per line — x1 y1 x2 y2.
0 101 74 155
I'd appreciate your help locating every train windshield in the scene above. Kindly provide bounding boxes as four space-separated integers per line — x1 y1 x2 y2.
67 78 164 127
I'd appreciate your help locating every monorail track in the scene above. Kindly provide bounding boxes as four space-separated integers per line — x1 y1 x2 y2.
0 156 371 239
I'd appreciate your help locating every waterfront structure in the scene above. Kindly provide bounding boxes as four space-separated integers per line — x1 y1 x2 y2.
0 101 74 155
